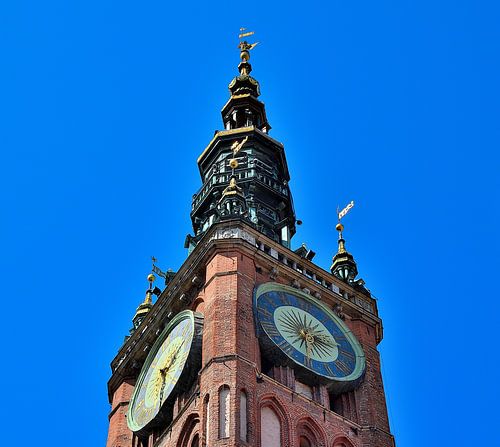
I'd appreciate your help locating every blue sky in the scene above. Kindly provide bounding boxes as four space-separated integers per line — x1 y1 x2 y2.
0 1 499 446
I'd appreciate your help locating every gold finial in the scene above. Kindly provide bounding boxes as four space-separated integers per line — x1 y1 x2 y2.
147 273 156 283
336 223 344 232
238 28 259 62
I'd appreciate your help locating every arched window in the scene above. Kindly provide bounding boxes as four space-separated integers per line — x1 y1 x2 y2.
240 390 248 442
219 386 230 439
176 414 200 447
296 417 325 447
190 434 199 447
203 394 210 446
260 406 281 447
333 436 355 447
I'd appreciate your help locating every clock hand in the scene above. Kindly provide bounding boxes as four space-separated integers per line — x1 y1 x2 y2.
157 341 186 404
160 341 185 375
304 333 314 363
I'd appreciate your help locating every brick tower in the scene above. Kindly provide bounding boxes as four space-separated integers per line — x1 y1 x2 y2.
106 34 396 447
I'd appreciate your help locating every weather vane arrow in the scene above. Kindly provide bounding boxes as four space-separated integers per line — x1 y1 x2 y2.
337 200 355 221
151 256 167 279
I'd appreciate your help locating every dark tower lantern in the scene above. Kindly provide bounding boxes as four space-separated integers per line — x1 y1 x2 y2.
186 40 296 252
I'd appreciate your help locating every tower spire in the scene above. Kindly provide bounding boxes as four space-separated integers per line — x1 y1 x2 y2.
224 29 267 127
237 28 259 76
130 273 156 333
331 201 359 283
187 31 296 251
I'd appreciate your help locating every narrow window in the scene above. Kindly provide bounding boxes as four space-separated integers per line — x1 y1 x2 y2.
219 386 230 438
203 395 210 446
240 390 248 442
191 434 199 447
260 406 281 447
299 436 312 447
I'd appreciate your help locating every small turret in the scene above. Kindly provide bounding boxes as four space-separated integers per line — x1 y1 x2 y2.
222 33 270 133
330 223 358 283
130 274 156 334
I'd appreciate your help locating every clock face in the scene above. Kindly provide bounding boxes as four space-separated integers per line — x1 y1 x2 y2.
254 283 365 390
127 311 197 433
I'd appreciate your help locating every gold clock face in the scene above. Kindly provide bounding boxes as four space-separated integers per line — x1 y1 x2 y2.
127 311 195 433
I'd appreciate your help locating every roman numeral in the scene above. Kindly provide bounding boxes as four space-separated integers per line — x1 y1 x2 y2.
277 339 293 355
335 359 352 375
261 321 280 336
325 364 336 377
338 348 355 360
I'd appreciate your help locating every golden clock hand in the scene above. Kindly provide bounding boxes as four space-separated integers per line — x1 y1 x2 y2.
160 341 185 375
157 340 187 406
305 333 314 363
159 378 166 405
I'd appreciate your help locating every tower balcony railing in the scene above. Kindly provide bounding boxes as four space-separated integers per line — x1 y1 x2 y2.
191 167 289 213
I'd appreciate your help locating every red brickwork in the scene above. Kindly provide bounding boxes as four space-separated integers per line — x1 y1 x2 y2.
107 379 135 447
106 245 394 447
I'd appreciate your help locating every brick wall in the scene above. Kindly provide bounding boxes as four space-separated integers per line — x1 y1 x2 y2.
107 245 394 447
106 379 135 447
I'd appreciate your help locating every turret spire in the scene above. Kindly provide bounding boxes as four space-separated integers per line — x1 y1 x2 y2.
331 222 358 283
331 201 359 283
130 273 156 333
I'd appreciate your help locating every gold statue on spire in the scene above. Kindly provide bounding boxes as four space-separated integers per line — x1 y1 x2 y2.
238 28 259 62
228 136 248 170
231 136 248 156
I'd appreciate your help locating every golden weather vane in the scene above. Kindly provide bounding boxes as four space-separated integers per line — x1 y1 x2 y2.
151 256 167 280
238 27 255 39
238 28 259 61
336 200 355 238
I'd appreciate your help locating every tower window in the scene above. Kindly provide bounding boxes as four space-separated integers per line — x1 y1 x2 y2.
260 406 281 447
329 391 358 423
240 390 248 442
203 394 210 445
219 386 230 438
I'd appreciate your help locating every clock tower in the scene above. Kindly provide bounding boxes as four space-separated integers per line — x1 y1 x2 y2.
106 35 396 447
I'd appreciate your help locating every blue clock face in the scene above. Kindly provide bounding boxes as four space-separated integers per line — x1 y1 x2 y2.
255 283 365 389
